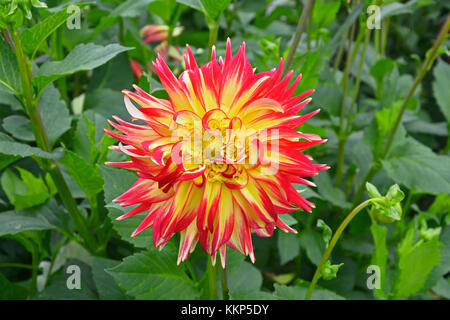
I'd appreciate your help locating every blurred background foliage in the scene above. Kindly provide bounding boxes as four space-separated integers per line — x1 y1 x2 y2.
0 0 449 300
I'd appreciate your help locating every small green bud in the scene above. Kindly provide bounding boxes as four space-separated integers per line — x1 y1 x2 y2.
321 260 343 280
316 219 332 245
367 183 405 224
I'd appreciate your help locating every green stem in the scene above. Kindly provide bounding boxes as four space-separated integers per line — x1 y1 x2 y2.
352 15 450 205
10 29 97 252
208 257 219 300
335 21 356 187
283 0 315 76
402 189 415 217
29 243 40 298
381 18 390 57
382 14 450 159
52 28 68 103
220 264 229 300
208 21 219 60
345 29 371 135
305 198 384 300
333 31 347 76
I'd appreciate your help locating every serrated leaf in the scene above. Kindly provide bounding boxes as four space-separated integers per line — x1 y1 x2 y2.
33 43 132 95
313 172 351 209
0 141 63 159
58 150 104 197
382 138 450 195
107 247 199 299
274 283 345 300
277 231 300 265
110 0 155 17
91 257 127 300
380 0 418 19
393 228 441 299
201 0 231 20
0 168 52 210
20 4 81 57
228 260 262 293
0 39 21 95
2 115 34 141
99 165 152 248
0 272 28 299
432 60 450 124
0 210 55 237
299 229 325 266
39 84 72 146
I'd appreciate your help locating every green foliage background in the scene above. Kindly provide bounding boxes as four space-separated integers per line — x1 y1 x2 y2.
0 0 449 300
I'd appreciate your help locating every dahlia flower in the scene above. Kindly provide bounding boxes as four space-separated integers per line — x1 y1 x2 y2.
105 39 328 267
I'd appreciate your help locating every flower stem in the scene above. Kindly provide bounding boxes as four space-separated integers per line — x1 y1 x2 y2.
345 29 371 135
282 0 315 76
382 14 450 159
220 264 229 300
335 21 356 187
352 14 450 205
9 29 97 253
305 198 383 300
208 20 219 60
208 257 219 300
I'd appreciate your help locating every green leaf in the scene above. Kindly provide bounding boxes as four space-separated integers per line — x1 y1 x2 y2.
0 133 20 170
176 0 202 11
382 138 450 195
40 84 72 145
33 43 132 95
370 223 388 299
229 290 276 300
107 247 200 299
20 4 82 58
381 0 418 19
91 257 127 300
99 165 152 248
177 0 230 20
0 272 28 299
277 231 300 265
424 226 450 290
36 260 97 300
312 0 341 29
432 59 450 124
313 172 351 209
328 2 365 56
0 38 21 94
274 282 345 300
0 168 52 210
58 149 104 198
0 209 55 237
278 213 297 227
0 140 63 160
2 115 34 141
432 277 450 299
228 258 262 293
110 0 155 17
393 227 441 299
370 58 396 98
299 229 326 266
201 0 231 20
